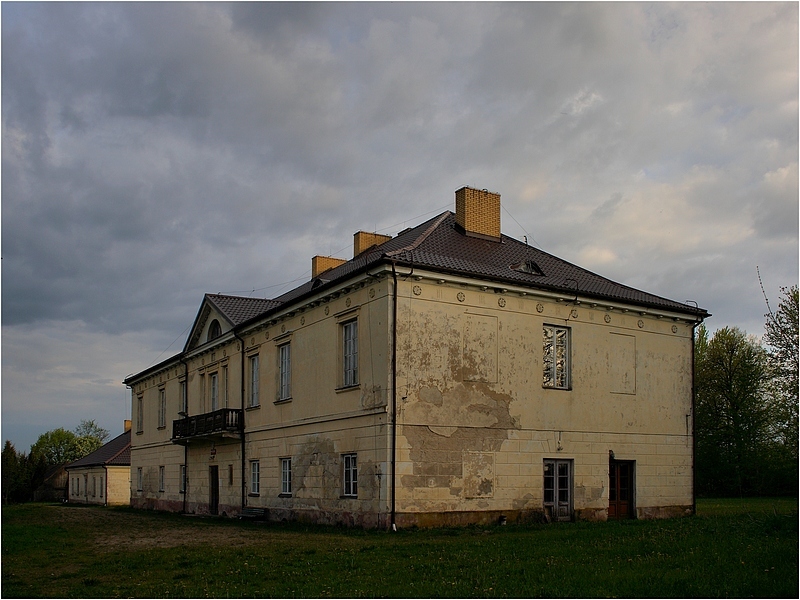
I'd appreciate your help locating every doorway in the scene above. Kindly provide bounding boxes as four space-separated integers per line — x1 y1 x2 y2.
543 459 573 521
608 459 635 519
209 466 219 515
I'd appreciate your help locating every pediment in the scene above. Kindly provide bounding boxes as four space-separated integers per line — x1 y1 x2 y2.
183 297 234 353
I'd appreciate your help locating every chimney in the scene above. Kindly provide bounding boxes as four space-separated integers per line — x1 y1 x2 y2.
312 255 347 278
455 186 501 241
353 231 392 257
124 419 132 433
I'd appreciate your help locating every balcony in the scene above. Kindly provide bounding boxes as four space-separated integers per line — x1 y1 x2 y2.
172 408 243 445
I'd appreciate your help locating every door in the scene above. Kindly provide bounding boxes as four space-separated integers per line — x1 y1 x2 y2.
609 460 634 519
544 459 572 521
209 466 219 515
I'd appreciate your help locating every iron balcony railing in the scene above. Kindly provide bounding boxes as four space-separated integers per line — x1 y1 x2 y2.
172 408 243 442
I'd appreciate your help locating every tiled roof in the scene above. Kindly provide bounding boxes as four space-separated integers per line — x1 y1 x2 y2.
271 211 708 317
206 294 282 325
66 431 131 469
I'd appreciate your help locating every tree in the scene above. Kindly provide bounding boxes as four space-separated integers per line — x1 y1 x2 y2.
74 419 110 443
695 326 773 495
762 285 799 460
29 421 109 467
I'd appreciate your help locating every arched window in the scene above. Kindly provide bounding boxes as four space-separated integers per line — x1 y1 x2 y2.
207 319 222 342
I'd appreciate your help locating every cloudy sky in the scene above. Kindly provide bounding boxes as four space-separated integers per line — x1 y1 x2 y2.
2 2 797 452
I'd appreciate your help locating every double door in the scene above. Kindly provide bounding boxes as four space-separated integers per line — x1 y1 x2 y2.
608 460 634 519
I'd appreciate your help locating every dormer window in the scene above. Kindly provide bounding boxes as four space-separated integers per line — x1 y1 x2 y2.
207 319 222 342
512 260 544 276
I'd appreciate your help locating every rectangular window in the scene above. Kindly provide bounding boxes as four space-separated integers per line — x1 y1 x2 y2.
100 477 103 498
343 453 357 497
159 466 165 492
136 395 144 433
281 458 292 495
180 380 187 414
250 460 260 495
543 325 571 389
543 459 573 522
137 467 143 492
210 373 219 411
158 388 167 428
228 464 234 486
343 321 359 387
249 355 260 407
180 465 186 493
223 366 229 408
279 344 292 400
92 476 97 497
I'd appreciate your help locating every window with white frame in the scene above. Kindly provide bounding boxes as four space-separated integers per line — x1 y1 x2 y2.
136 395 144 433
223 366 229 408
137 467 143 491
342 320 358 387
279 343 291 401
281 458 292 495
250 460 260 495
158 388 167 428
249 355 260 407
343 453 357 497
159 466 165 492
180 380 187 414
92 476 97 497
210 372 219 411
180 465 186 493
543 325 571 389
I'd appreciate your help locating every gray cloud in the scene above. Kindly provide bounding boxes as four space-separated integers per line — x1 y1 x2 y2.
2 2 797 450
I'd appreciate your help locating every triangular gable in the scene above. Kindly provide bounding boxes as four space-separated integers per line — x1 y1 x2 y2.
183 294 236 352
184 294 282 352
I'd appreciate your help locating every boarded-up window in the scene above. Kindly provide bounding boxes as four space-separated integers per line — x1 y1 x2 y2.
463 315 498 383
609 333 636 394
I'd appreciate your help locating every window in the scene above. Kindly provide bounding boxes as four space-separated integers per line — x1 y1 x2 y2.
543 325 570 389
343 453 358 497
228 464 234 486
180 465 186 493
544 459 573 522
159 466 165 492
136 395 144 433
343 320 358 387
249 355 260 407
210 373 219 411
137 467 143 492
100 477 103 498
158 388 167 428
180 380 187 414
77 477 81 495
92 476 97 497
223 366 229 408
250 460 260 495
207 319 222 342
279 344 291 400
281 458 292 495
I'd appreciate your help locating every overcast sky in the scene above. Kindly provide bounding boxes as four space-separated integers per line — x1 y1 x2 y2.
2 2 797 452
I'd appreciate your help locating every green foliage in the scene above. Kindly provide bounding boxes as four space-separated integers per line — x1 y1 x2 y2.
763 286 799 467
3 419 110 504
695 323 797 496
1 500 797 598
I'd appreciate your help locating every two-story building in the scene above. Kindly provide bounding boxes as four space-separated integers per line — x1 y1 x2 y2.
124 187 708 527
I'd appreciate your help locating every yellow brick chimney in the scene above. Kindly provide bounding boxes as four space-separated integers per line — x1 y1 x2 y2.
455 186 501 241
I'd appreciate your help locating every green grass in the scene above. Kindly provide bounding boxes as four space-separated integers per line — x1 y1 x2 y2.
2 498 797 598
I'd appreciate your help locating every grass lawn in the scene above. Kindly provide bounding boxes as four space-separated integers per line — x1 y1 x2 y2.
2 497 797 598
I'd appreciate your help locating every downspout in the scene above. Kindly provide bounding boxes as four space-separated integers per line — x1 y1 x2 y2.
390 261 398 531
179 357 189 514
234 330 246 513
690 318 700 516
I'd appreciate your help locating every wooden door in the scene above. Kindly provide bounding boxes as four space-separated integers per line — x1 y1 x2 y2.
209 466 219 515
609 460 634 519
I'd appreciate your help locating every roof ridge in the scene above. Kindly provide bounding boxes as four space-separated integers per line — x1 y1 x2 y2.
385 211 451 257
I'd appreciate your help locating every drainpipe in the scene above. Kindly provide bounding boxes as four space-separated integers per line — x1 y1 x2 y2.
390 261 398 531
234 331 246 513
690 319 700 516
179 357 189 514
